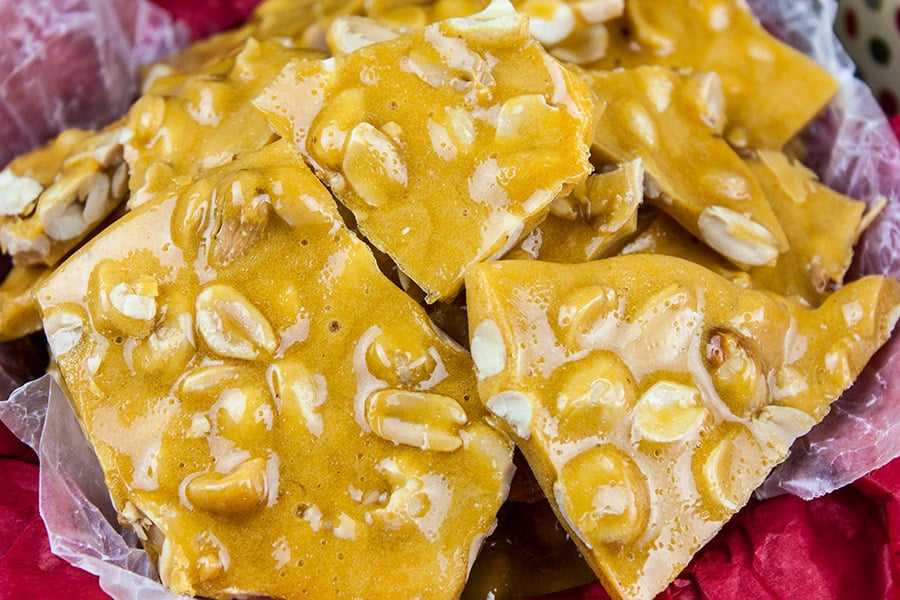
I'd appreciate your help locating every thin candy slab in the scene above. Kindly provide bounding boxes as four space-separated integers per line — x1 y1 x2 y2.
255 0 596 301
465 255 900 600
35 140 513 599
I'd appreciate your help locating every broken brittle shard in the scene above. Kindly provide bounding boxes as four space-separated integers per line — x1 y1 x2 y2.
621 150 868 307
254 0 597 302
585 66 789 269
0 121 128 267
590 0 839 150
122 39 322 208
34 140 514 599
465 255 900 600
508 158 643 262
743 150 867 305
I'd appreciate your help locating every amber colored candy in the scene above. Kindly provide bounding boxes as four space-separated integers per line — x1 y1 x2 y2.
465 255 900 600
585 66 788 268
0 264 48 341
508 159 643 262
123 40 322 208
622 151 868 307
0 122 127 266
744 150 867 305
35 140 513 599
590 0 839 150
255 1 596 301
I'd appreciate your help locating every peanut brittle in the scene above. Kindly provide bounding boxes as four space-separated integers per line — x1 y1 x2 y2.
0 1 345 268
0 121 127 266
589 0 838 149
255 0 596 301
362 0 485 27
622 151 868 306
586 66 789 268
142 0 364 90
744 150 867 304
465 255 900 600
124 40 322 208
358 0 624 66
0 264 48 341
509 159 642 262
35 140 513 599
620 211 749 286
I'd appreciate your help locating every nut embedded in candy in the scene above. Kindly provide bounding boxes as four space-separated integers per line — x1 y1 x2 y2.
3 0 894 598
585 66 789 268
0 123 128 267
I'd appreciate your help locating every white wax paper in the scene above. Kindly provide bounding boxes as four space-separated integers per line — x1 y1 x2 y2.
747 0 900 499
0 375 184 599
0 0 188 168
1 1 899 598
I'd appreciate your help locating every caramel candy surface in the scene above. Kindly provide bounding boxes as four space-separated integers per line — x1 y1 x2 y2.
0 122 127 266
744 150 866 304
124 40 321 208
590 0 838 149
510 159 642 262
36 140 513 599
622 151 867 307
465 255 900 600
586 66 788 268
143 0 364 87
255 0 596 301
0 264 47 341
620 211 749 286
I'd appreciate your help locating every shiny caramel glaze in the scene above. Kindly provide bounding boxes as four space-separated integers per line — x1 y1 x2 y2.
255 1 596 302
466 255 900 600
589 0 839 149
35 140 514 599
621 151 868 307
507 159 643 262
585 66 789 269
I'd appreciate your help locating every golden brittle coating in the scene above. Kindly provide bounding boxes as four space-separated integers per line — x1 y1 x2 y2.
0 264 48 341
621 151 868 307
590 0 838 149
255 0 596 302
509 159 643 262
123 40 322 208
35 141 513 599
142 0 364 85
0 122 128 266
744 150 867 304
465 255 900 600
585 66 789 268
3 0 892 598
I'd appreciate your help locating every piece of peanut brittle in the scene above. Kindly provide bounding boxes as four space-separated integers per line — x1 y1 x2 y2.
745 150 867 304
255 0 596 302
0 264 48 342
35 140 513 599
124 39 322 208
585 66 789 268
0 121 128 267
590 0 839 150
509 159 643 262
465 255 900 600
622 150 868 307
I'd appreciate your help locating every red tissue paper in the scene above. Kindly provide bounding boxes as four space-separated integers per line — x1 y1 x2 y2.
0 460 108 600
149 0 261 40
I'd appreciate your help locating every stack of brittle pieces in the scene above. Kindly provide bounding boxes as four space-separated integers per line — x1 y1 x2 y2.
0 0 898 599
